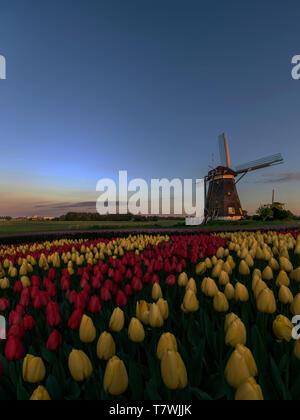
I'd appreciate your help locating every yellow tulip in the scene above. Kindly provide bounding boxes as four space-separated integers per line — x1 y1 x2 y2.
225 345 258 389
225 318 247 347
234 283 249 302
181 289 199 313
213 292 229 313
136 300 150 324
79 315 96 343
128 318 145 343
178 272 188 287
256 288 276 314
161 350 188 390
23 355 46 384
239 260 250 276
149 303 164 328
103 356 128 395
186 278 197 294
278 285 293 305
224 313 239 333
97 332 116 360
0 277 9 289
157 333 178 360
279 257 293 272
152 283 163 301
291 294 300 316
224 283 235 300
157 298 169 320
275 270 290 287
68 350 93 381
219 271 230 286
273 315 293 342
201 277 218 297
235 377 264 400
21 276 31 288
195 262 206 276
109 307 125 332
30 386 51 401
253 280 268 299
262 266 273 281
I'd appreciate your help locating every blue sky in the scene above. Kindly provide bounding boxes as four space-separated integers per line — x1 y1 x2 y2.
0 0 300 216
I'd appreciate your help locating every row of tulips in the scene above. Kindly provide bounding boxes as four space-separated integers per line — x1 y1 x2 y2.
0 230 300 400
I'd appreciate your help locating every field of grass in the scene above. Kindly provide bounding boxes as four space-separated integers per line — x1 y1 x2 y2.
0 219 299 236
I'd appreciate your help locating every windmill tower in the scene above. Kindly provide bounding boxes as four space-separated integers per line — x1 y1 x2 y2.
204 133 284 222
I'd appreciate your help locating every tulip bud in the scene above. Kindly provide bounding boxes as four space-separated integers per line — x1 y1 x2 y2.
275 270 290 288
79 315 97 343
256 288 276 314
225 344 258 389
213 292 229 313
212 263 222 279
201 277 218 297
279 257 293 272
181 289 199 313
234 283 249 302
291 294 300 316
103 356 128 395
225 318 247 347
278 285 293 305
161 350 188 390
23 355 46 383
195 262 206 276
178 272 188 287
97 332 116 360
136 300 150 324
224 283 235 300
157 333 178 360
128 317 145 343
186 278 197 294
149 303 164 328
152 283 162 301
68 350 93 381
225 313 239 333
109 307 125 332
219 271 230 286
157 298 169 320
239 260 250 276
262 266 273 281
273 315 293 342
235 377 264 401
30 386 51 401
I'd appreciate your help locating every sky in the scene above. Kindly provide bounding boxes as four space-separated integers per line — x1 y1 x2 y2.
0 0 300 217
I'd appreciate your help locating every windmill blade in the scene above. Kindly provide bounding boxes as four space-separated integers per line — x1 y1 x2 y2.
235 153 284 174
218 133 231 167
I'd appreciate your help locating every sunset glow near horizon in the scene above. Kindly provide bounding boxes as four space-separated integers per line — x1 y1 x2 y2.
1 0 300 218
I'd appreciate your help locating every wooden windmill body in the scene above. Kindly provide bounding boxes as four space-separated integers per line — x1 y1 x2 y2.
204 133 284 222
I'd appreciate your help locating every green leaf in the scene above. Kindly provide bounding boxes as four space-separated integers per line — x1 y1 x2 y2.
129 360 144 400
144 378 162 400
190 387 213 400
46 375 63 400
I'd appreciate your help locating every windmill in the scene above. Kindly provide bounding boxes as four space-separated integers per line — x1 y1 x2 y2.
204 133 284 222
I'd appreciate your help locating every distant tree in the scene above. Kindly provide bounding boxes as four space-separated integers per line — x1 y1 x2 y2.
257 206 274 221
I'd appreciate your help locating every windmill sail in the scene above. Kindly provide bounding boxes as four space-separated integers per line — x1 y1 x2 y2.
218 133 231 167
235 153 284 174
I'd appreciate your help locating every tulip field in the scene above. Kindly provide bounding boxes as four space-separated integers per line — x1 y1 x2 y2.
1 230 300 400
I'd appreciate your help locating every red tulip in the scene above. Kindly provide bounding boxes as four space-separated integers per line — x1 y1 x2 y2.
101 287 111 302
9 311 23 326
47 282 57 298
31 275 41 288
68 308 84 330
13 281 23 293
15 305 25 316
23 315 36 331
8 324 25 340
166 274 176 286
88 295 102 313
46 301 61 327
113 270 123 285
61 277 70 291
124 284 133 296
68 290 77 304
132 277 143 292
0 298 9 312
5 337 24 361
116 290 127 307
111 284 119 296
20 288 30 307
48 268 56 281
47 330 62 351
